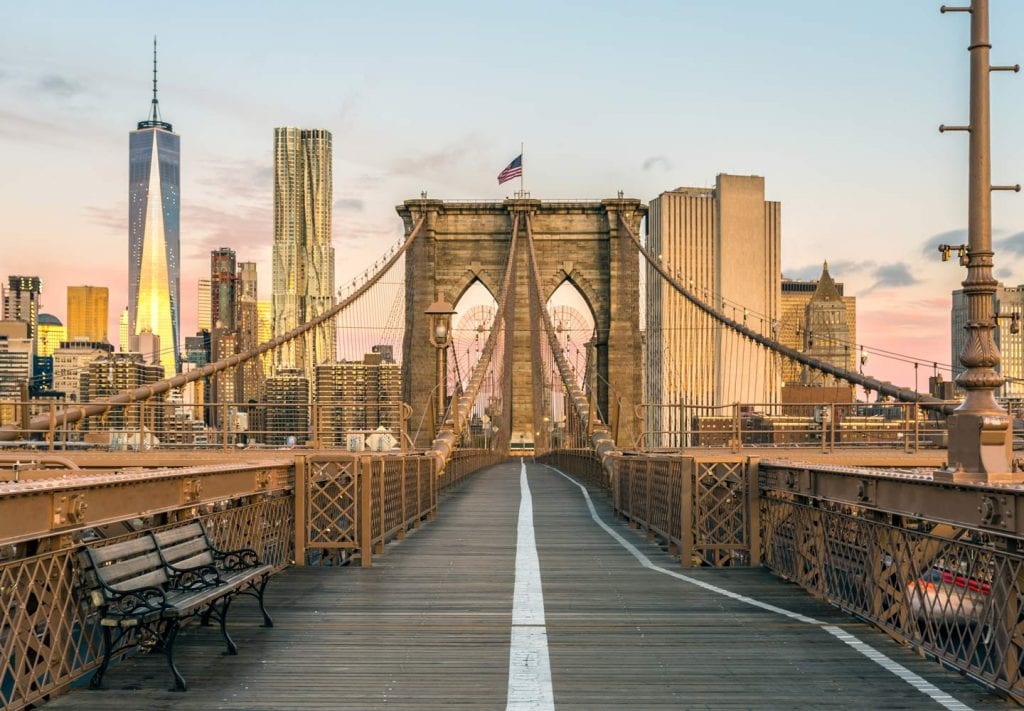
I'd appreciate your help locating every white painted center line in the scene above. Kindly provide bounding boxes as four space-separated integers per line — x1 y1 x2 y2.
506 460 555 711
545 464 974 711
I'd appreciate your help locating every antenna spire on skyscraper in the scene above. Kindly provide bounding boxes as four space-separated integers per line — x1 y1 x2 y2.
150 36 161 123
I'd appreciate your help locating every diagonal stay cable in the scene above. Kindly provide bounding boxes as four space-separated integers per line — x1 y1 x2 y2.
523 213 620 472
428 214 519 466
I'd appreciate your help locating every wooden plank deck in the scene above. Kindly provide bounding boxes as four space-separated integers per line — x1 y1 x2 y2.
48 461 1008 710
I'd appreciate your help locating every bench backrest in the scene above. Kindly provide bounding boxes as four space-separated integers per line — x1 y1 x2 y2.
153 521 216 571
82 536 169 605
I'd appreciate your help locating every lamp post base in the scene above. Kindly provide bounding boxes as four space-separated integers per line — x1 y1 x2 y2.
934 412 1020 484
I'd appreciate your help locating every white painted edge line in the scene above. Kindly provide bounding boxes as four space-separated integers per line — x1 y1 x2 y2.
544 464 974 711
506 460 555 711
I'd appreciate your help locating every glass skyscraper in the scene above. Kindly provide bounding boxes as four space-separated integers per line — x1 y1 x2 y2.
128 39 180 379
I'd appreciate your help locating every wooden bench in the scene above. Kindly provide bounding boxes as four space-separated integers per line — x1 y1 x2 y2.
82 521 274 691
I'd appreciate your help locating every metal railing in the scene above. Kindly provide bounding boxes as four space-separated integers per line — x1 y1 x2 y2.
547 447 1024 702
636 401 954 453
0 399 413 452
0 440 501 710
0 493 293 710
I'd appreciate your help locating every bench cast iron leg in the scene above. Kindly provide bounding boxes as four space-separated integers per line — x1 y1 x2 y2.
164 620 187 691
200 606 213 626
257 576 274 628
89 625 114 689
217 597 238 655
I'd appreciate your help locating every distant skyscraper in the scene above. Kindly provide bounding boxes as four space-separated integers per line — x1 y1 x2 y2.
210 248 237 330
644 175 781 443
0 320 33 402
316 352 402 446
272 127 335 382
236 262 262 402
197 278 211 332
257 300 272 378
79 352 163 432
263 368 310 445
53 339 113 401
953 285 1021 397
129 39 180 380
118 307 130 352
36 314 66 357
238 262 258 302
3 276 42 352
67 286 109 342
780 266 857 388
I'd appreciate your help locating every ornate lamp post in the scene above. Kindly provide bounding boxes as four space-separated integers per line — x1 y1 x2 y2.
425 299 455 428
939 0 1020 482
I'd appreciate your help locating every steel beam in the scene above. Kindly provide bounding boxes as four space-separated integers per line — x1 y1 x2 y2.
0 461 294 546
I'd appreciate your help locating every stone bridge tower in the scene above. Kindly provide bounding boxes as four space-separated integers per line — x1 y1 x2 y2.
398 198 646 450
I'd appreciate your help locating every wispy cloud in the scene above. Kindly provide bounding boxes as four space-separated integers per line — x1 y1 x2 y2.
84 204 126 233
334 196 365 211
0 108 73 145
35 74 83 98
995 231 1024 258
183 203 272 260
782 259 874 281
641 156 672 172
866 262 919 292
388 136 485 176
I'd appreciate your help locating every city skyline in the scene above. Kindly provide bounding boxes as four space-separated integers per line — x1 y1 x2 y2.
1 2 1023 389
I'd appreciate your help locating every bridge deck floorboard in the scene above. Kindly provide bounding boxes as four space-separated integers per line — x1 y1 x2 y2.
47 461 1008 710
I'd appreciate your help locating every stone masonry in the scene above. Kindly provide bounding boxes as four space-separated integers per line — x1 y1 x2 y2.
398 198 645 449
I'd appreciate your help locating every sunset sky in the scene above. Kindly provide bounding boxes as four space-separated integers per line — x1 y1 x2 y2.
1 1 1023 389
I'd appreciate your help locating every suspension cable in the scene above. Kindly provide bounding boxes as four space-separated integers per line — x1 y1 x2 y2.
0 217 427 441
620 216 955 415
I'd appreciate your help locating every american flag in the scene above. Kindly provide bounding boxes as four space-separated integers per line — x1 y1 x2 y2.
497 154 523 185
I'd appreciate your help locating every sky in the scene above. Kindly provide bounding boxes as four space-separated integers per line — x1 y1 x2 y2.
1 1 1023 390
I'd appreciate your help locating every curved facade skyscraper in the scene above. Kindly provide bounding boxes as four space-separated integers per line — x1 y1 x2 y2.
272 127 335 382
128 39 180 378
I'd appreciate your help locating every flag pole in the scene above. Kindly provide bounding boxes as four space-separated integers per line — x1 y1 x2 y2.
520 142 524 197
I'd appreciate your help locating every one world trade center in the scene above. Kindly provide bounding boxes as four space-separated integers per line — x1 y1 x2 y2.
128 38 180 378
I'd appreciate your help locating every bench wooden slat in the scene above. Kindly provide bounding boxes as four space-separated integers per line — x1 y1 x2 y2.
161 537 212 566
98 552 165 587
172 551 217 570
88 537 157 565
153 523 206 548
110 568 168 593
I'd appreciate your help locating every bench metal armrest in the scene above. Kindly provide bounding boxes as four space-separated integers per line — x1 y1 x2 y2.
213 547 262 570
103 585 168 616
166 563 223 590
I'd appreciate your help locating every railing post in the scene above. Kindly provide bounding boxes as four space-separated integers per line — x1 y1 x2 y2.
294 455 307 566
48 401 56 452
680 457 695 567
914 403 921 452
429 455 438 520
746 457 762 566
645 460 654 540
222 402 229 450
413 458 422 527
398 458 407 539
310 403 318 449
359 455 373 567
375 457 385 554
732 403 741 454
830 403 837 453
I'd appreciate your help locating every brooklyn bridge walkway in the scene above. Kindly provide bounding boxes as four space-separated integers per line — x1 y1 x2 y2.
49 462 1005 710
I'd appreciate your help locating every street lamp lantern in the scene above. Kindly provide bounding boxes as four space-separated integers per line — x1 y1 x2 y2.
425 300 455 348
425 299 456 429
